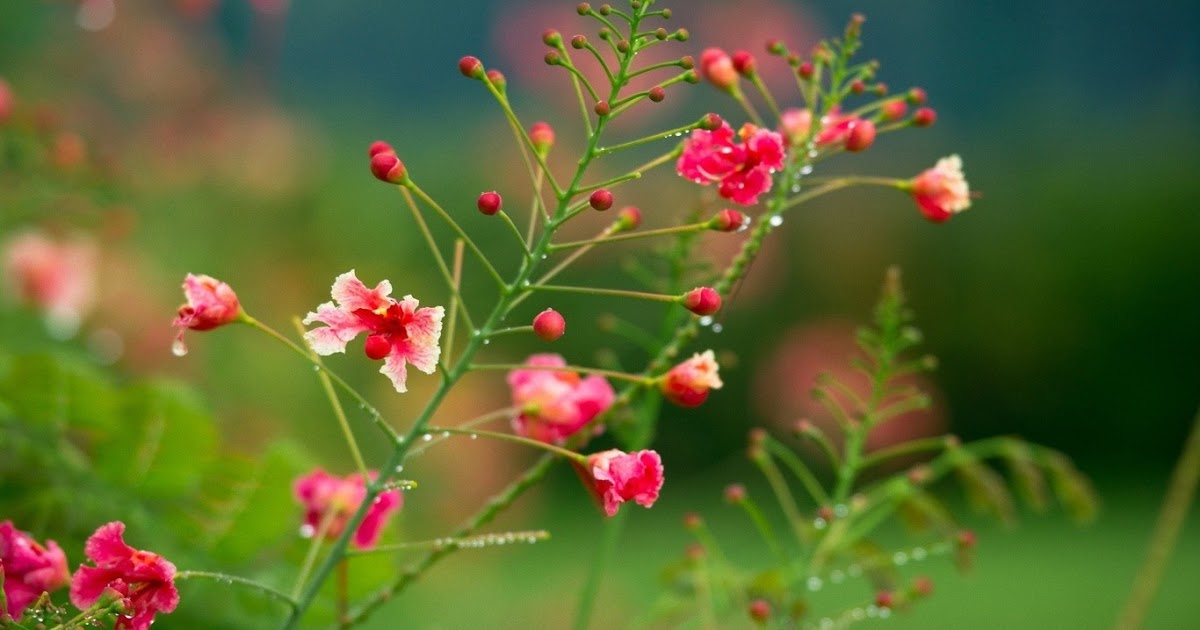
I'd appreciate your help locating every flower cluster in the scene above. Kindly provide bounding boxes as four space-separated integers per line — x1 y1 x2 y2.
677 120 786 206
293 469 402 549
70 522 178 630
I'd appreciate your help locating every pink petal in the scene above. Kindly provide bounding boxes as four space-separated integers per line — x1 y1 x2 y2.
69 565 120 608
352 490 402 549
330 270 391 311
303 302 369 355
4 580 41 618
144 581 180 614
84 522 134 566
402 298 444 342
380 352 410 393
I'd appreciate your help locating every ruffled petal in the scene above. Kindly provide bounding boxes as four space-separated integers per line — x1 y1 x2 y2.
69 565 120 608
330 270 391 311
84 522 134 566
302 302 369 355
380 352 410 393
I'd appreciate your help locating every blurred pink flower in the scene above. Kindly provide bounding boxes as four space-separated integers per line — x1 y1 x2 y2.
293 469 401 549
70 522 178 630
508 354 615 445
677 122 785 206
660 350 724 408
910 155 971 223
172 273 242 332
303 270 444 393
0 77 13 123
2 231 98 336
0 521 70 619
582 449 664 517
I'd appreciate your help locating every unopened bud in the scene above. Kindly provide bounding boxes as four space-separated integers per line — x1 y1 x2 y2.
682 287 721 315
576 2 591 15
598 3 612 15
912 576 934 597
957 529 977 549
679 55 695 69
370 152 406 184
654 27 668 40
912 107 937 127
699 113 723 130
682 512 703 530
477 190 502 216
589 189 614 211
614 206 642 232
486 69 506 91
617 40 631 54
529 121 555 153
710 208 748 232
699 48 739 91
907 87 928 105
594 100 611 116
844 120 876 152
748 427 767 447
732 50 756 76
846 13 866 39
685 543 705 562
874 82 888 96
571 34 587 49
367 140 394 158
542 29 562 47
723 483 746 503
648 86 666 102
748 599 772 624
798 61 815 79
766 39 786 55
850 80 866 95
880 100 908 122
875 591 894 609
458 56 484 79
532 308 566 341
673 28 689 42
544 51 562 66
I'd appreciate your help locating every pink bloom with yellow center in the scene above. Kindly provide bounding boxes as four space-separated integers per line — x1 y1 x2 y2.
0 521 70 619
910 155 971 223
677 121 786 206
2 231 97 335
293 469 402 549
303 270 444 393
69 522 178 630
582 449 664 517
508 354 615 445
660 350 724 407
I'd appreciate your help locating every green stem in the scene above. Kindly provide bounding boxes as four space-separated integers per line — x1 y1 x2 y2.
498 211 533 257
346 530 550 556
767 438 830 505
398 188 477 334
858 435 949 471
527 283 680 306
549 222 710 251
291 506 339 599
576 170 641 194
594 122 698 156
752 448 813 548
443 240 464 362
406 182 506 288
486 324 534 337
428 426 585 461
1116 407 1200 630
572 508 629 630
176 571 299 610
749 73 781 120
292 317 368 478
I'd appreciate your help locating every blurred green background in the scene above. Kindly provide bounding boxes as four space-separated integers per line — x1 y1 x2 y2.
1 0 1197 628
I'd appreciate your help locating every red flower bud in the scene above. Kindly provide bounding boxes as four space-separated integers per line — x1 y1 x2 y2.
594 100 610 116
699 113 723 130
477 191 502 216
367 140 393 158
682 512 702 530
682 287 721 316
571 34 587 49
766 39 786 55
485 69 506 90
458 56 484 79
748 599 772 624
907 87 928 105
844 120 876 152
850 80 866 94
913 107 937 127
698 48 739 91
615 206 642 232
529 121 555 153
532 308 566 341
957 529 977 549
912 576 934 597
576 2 590 15
0 78 13 124
875 591 895 609
589 189 613 211
370 152 406 184
723 483 746 503
881 99 908 122
648 86 666 102
797 61 815 79
542 29 562 47
544 51 562 66
711 208 748 232
874 82 889 96
654 27 668 40
731 50 756 76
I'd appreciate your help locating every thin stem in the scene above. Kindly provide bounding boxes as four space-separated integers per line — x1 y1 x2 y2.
292 318 369 477
481 78 564 198
505 223 620 315
527 283 679 306
749 73 781 120
486 325 534 337
594 122 698 156
626 58 689 80
736 495 786 564
444 240 465 362
526 167 549 243
549 221 710 251
580 42 616 87
1116 407 1200 630
406 183 506 288
572 508 629 630
555 58 602 102
469 363 653 385
608 71 694 118
576 170 641 194
346 530 550 556
291 507 339 599
429 426 585 461
336 559 348 628
498 211 533 257
554 45 596 135
398 188 476 333
767 438 831 505
752 448 813 548
176 571 298 610
797 422 842 468
244 316 398 441
859 435 949 471
731 88 764 127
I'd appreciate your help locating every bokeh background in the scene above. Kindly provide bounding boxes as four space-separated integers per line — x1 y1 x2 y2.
1 0 1198 628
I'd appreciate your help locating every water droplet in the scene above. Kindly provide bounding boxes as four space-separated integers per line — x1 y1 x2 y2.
422 433 433 442
830 570 845 584
736 217 752 233
698 315 713 326
807 149 818 158
312 365 321 372
847 564 862 577
892 551 909 565
469 433 478 440
834 503 849 518
879 608 892 619
171 338 189 357
299 524 315 539
806 576 823 591
813 517 827 529
912 547 927 561
711 323 723 333
441 431 450 438
791 184 801 193
394 465 404 473
472 329 482 337
800 165 814 175
483 339 491 345
850 608 866 621
768 215 784 227
540 254 548 260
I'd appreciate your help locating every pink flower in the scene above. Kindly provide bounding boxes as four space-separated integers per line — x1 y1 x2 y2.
0 521 69 619
677 121 785 206
814 108 869 147
779 107 813 145
2 231 97 335
303 270 444 393
508 354 615 445
698 48 739 91
172 273 242 332
293 469 401 549
910 155 971 222
69 522 178 630
0 78 13 124
660 350 724 407
582 449 664 517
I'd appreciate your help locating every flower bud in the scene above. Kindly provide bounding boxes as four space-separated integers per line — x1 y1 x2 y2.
367 140 394 158
458 56 484 79
576 2 590 15
0 78 13 124
912 576 934 597
529 121 555 154
797 61 815 79
598 3 612 15
654 27 668 40
673 28 689 42
874 82 889 96
648 86 666 102
594 100 610 116
173 274 243 333
542 29 562 47
370 152 406 184
532 308 566 341
875 591 895 609
679 55 695 69
477 190 502 216
731 50 756 76
907 87 928 105
913 107 937 127
710 208 748 232
544 51 562 66
589 189 613 211
880 99 908 122
682 286 721 316
723 483 746 503
485 69 506 91
844 120 876 152
616 39 631 54
748 599 772 624
850 80 866 95
766 39 786 55
846 13 866 40
614 206 642 232
660 350 723 407
571 34 587 49
779 108 812 144
682 512 702 530
957 529 977 549
698 48 739 91
699 113 723 131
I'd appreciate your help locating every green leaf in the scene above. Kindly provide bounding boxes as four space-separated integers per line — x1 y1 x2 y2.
0 352 119 436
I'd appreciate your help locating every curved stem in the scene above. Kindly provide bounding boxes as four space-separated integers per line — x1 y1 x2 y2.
572 509 629 630
405 183 506 288
292 317 368 477
469 362 653 385
443 240 465 362
427 426 585 461
526 283 679 306
176 571 298 610
346 530 550 556
549 222 710 251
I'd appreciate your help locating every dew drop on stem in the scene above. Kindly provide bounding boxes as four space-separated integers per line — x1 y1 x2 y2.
769 215 784 227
